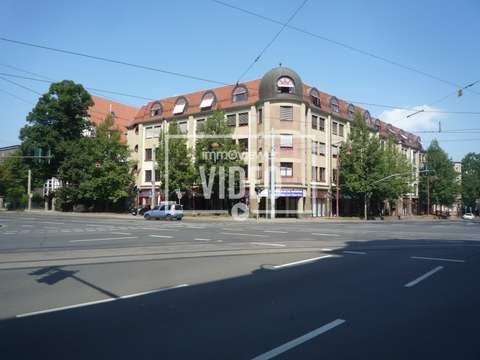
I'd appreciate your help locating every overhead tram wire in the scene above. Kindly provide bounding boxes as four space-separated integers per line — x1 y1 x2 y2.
212 0 479 96
0 36 227 86
0 75 42 95
236 0 309 83
0 88 34 105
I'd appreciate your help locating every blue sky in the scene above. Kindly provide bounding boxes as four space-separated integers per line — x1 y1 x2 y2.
1 0 479 161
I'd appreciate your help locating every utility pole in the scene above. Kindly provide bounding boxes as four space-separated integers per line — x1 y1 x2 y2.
151 148 156 208
336 153 340 217
27 169 32 211
427 172 430 216
269 128 276 219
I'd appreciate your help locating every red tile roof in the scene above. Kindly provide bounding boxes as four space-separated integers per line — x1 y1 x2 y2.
129 80 422 150
88 95 139 141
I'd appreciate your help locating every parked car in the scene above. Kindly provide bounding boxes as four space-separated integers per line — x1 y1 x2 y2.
129 205 151 216
462 213 475 220
144 203 183 220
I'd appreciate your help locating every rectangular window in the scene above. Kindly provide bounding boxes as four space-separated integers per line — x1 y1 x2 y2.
145 126 154 139
332 122 338 135
152 125 161 138
319 142 326 156
179 121 188 134
145 148 152 161
311 140 318 155
332 169 338 183
238 112 249 126
238 138 249 152
280 162 293 177
279 106 293 121
311 166 318 181
233 92 247 102
319 167 326 182
312 115 318 130
155 169 160 182
226 114 236 127
319 118 325 131
145 170 152 182
332 145 338 158
257 136 263 151
258 108 263 124
200 97 214 109
280 134 293 148
339 124 344 137
196 119 205 134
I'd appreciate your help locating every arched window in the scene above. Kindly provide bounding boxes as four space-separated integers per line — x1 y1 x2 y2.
173 97 188 115
232 86 248 102
134 144 139 153
200 91 216 109
277 76 295 94
347 104 355 119
310 88 321 107
150 102 162 117
134 125 139 135
330 97 339 113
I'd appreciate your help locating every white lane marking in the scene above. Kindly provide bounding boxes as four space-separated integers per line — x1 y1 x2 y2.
311 233 340 237
220 232 268 238
265 255 333 270
410 256 465 263
343 251 366 255
321 248 334 252
149 235 173 238
110 232 132 236
263 230 288 234
16 284 189 318
250 242 286 247
251 319 346 360
194 238 211 241
69 236 137 243
404 266 444 288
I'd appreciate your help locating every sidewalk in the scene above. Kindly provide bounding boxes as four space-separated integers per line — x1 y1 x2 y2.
7 209 457 223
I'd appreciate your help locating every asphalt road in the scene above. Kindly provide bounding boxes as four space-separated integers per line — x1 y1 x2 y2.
0 212 479 359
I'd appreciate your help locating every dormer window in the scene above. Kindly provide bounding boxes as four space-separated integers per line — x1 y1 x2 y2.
232 86 248 102
310 88 321 107
150 102 162 117
173 97 188 115
363 110 371 124
330 97 339 113
347 104 355 119
277 76 295 94
200 92 216 110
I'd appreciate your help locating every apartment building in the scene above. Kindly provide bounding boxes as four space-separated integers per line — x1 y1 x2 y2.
127 67 422 217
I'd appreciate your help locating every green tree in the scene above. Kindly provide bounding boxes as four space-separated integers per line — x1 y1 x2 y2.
56 114 133 211
0 152 29 209
375 136 413 212
19 80 93 184
340 113 385 219
156 121 195 200
461 152 480 211
419 139 458 213
194 110 244 210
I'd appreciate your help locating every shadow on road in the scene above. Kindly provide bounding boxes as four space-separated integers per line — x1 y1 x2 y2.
1 238 479 359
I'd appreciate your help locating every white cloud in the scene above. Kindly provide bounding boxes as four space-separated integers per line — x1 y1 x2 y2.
379 105 445 132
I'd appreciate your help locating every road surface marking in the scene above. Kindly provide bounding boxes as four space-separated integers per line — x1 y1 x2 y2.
410 256 465 263
251 319 346 360
263 230 288 234
265 255 333 270
250 242 286 247
343 251 366 255
69 236 137 243
149 235 173 238
16 284 189 318
404 266 444 288
110 232 132 235
221 232 268 238
311 233 340 237
194 238 211 241
321 248 334 251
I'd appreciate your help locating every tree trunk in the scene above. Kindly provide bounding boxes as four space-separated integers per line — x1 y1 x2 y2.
364 193 368 220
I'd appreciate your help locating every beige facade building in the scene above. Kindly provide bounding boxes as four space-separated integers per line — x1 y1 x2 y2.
127 67 422 217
